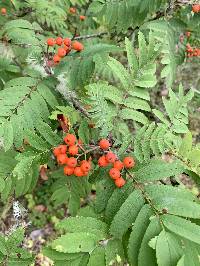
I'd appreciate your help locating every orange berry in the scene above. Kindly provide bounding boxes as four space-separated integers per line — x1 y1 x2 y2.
47 38 55 46
98 156 109 167
192 4 200 13
80 161 91 172
115 178 126 188
1 8 6 15
64 166 74 176
53 147 60 157
69 7 76 14
113 160 124 171
72 41 84 52
123 156 135 169
53 54 61 64
64 134 76 146
74 167 84 177
185 31 191 38
63 45 71 54
106 152 117 163
63 38 71 46
58 145 67 154
79 15 86 21
67 157 77 168
99 139 110 150
68 145 79 156
57 154 68 165
55 37 63 46
109 168 121 180
57 47 66 58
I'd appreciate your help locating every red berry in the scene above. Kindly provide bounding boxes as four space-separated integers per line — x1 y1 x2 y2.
185 31 191 38
80 161 91 172
57 145 67 154
192 4 200 13
64 166 74 176
57 154 68 165
47 38 55 46
69 7 76 14
79 15 86 21
64 134 76 146
109 168 121 180
99 139 110 150
115 178 126 188
68 145 79 156
53 147 60 157
113 160 124 171
57 47 66 58
123 156 135 169
106 152 117 163
53 54 61 64
74 167 84 177
63 38 71 46
1 8 6 15
55 37 63 46
63 45 71 54
72 41 84 52
67 157 77 168
98 156 109 167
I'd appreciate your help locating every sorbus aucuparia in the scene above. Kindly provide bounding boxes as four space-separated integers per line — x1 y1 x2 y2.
115 177 126 188
57 47 66 58
123 156 135 168
98 156 109 167
55 37 63 46
192 4 200 13
47 38 55 46
53 54 61 64
53 147 60 157
57 154 68 165
109 168 121 180
80 160 91 172
99 139 110 150
79 15 86 21
1 8 6 15
67 157 77 168
72 41 84 52
64 134 76 146
106 152 117 163
74 167 84 177
63 38 71 46
68 145 79 156
113 160 124 171
64 166 74 176
69 7 76 14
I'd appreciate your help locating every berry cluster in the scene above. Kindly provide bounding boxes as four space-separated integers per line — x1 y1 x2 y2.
46 37 84 65
98 139 135 188
1 8 6 15
69 7 86 21
186 43 200 57
53 134 92 177
192 4 200 13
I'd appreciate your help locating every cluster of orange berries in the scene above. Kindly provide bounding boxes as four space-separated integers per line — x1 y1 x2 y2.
98 139 135 188
1 8 6 15
69 7 86 21
186 43 200 57
46 37 84 64
53 133 92 177
192 4 200 13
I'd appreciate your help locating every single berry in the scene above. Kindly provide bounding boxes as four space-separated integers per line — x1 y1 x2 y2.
106 152 117 163
47 38 55 46
63 45 71 54
53 54 61 64
53 147 60 157
63 38 71 46
68 145 79 156
69 7 76 14
115 177 126 188
113 160 124 171
109 168 121 180
99 139 110 150
123 156 135 169
192 4 200 13
64 133 76 146
64 166 74 175
185 31 191 38
57 154 68 165
98 156 109 167
81 161 91 172
72 41 84 52
56 37 63 46
79 15 86 21
58 145 67 154
1 8 6 15
57 47 66 58
67 157 77 168
74 167 84 177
